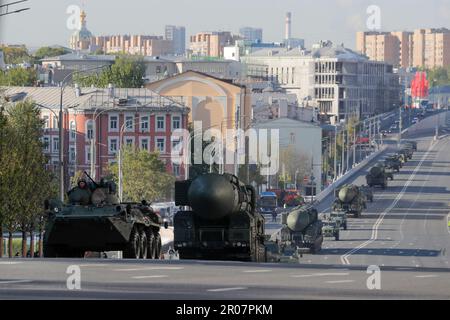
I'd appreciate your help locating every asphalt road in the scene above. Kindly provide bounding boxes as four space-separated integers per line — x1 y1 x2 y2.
1 113 449 300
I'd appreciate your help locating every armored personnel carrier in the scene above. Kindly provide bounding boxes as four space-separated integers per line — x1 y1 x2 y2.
44 174 167 259
366 165 388 189
404 141 418 152
332 185 366 218
384 155 401 172
322 218 340 241
360 185 374 203
173 173 266 262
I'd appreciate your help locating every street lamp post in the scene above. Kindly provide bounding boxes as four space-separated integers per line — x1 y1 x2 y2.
58 65 110 202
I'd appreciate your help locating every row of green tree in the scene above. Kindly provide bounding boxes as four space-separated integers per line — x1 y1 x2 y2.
426 66 450 87
1 45 70 65
0 99 57 258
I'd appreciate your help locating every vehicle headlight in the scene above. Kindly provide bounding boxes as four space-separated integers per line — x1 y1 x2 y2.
54 207 59 213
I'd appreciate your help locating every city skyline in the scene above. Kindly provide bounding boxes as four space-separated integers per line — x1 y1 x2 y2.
1 0 450 50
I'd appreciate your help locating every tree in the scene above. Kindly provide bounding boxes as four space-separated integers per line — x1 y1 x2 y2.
0 67 37 86
1 100 54 257
427 67 450 87
278 146 311 189
34 47 69 61
73 55 146 88
109 146 174 203
0 45 32 65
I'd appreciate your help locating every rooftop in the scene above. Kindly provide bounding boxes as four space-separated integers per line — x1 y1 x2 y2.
1 86 189 113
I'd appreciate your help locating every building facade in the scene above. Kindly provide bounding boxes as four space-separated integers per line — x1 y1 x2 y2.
242 43 400 123
189 32 239 58
165 25 186 55
2 87 190 185
357 29 450 69
91 35 174 56
239 27 263 44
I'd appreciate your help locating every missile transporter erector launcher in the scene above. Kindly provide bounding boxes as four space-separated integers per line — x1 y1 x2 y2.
44 174 167 259
332 185 366 218
366 165 388 189
173 173 266 262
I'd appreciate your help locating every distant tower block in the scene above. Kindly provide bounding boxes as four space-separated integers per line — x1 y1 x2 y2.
285 12 292 40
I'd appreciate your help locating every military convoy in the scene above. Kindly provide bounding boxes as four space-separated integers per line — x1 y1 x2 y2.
332 185 366 218
44 174 167 259
366 165 389 189
173 173 266 262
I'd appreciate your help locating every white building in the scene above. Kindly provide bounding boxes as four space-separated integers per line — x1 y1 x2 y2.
242 42 400 123
253 118 323 193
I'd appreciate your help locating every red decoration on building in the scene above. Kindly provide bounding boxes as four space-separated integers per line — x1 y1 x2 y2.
411 71 429 104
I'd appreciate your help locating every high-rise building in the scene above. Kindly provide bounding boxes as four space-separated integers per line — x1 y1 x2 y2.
357 29 450 69
413 28 450 69
189 31 239 57
165 25 186 55
91 35 174 56
239 27 263 43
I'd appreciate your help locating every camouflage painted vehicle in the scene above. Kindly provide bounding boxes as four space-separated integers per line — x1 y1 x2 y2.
404 141 418 151
173 173 266 262
44 174 167 259
376 162 394 181
360 185 374 203
322 218 340 241
384 155 401 172
400 146 414 159
366 165 388 189
330 211 348 230
332 185 366 218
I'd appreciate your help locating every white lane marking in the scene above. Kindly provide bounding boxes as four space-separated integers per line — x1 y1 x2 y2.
0 262 23 265
415 275 438 278
114 267 184 272
291 273 349 278
131 275 168 279
0 280 32 285
242 269 272 273
78 264 108 267
340 142 435 265
325 280 355 284
207 287 247 292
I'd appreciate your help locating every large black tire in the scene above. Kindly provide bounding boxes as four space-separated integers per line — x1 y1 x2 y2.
343 222 348 230
123 227 141 259
139 230 148 259
335 231 340 241
146 230 155 259
153 233 162 259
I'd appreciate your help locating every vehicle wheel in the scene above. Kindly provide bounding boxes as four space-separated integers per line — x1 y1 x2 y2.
153 233 162 259
391 176 394 181
139 230 148 259
370 197 374 203
146 230 155 259
335 232 340 241
124 227 141 259
343 222 348 230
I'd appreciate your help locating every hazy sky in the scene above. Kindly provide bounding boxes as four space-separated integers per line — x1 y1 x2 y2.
1 0 450 50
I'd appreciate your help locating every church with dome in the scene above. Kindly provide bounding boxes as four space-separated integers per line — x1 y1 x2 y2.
69 10 94 51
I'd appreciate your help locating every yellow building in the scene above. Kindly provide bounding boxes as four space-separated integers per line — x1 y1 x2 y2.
146 70 252 132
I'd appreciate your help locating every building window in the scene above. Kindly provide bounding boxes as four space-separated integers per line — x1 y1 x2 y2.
52 137 59 152
140 138 149 151
156 115 165 131
86 120 94 140
125 115 134 132
173 164 180 177
172 116 181 130
125 137 134 148
109 138 118 154
52 116 58 129
141 116 149 132
69 121 76 141
109 115 118 131
69 146 76 164
172 138 182 153
156 138 165 153
43 136 50 152
43 115 50 129
85 146 91 164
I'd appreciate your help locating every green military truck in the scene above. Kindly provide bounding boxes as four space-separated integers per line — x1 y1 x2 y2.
366 165 389 189
332 185 366 218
